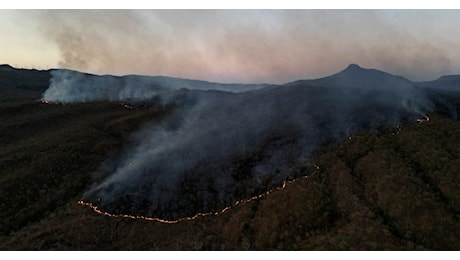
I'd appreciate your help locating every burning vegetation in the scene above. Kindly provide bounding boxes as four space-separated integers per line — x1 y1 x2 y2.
1 64 460 250
77 165 319 224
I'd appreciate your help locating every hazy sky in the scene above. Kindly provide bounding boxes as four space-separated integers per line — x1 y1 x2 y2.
1 9 460 83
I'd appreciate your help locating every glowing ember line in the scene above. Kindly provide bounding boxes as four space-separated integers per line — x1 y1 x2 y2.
120 103 136 109
40 100 66 106
417 113 430 124
78 165 321 224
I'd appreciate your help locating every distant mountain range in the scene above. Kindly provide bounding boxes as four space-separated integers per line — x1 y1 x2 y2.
286 63 460 92
2 63 460 102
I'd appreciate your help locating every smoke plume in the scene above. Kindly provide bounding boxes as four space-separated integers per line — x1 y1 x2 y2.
41 69 270 103
31 10 456 83
40 64 459 220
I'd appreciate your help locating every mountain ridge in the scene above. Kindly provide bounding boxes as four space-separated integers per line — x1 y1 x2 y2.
285 63 413 90
2 63 460 91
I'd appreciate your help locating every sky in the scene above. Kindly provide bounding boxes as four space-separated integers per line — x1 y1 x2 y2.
2 8 460 83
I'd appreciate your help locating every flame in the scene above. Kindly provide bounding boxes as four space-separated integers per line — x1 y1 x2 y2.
78 165 321 224
121 103 136 110
417 113 430 124
41 100 66 106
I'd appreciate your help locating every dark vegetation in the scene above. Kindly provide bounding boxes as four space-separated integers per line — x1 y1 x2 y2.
0 66 460 250
0 64 51 100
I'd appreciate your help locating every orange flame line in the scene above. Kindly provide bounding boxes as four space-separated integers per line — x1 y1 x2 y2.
121 103 136 110
417 113 430 124
78 165 321 224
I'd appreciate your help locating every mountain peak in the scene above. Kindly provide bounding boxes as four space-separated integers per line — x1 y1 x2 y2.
295 63 413 89
345 63 363 70
337 64 374 77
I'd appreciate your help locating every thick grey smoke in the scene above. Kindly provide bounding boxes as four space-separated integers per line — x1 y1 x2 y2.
41 64 453 220
42 69 270 103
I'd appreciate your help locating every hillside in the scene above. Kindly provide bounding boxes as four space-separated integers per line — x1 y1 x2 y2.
0 100 170 237
0 64 51 100
40 64 441 221
0 65 459 250
1 106 459 250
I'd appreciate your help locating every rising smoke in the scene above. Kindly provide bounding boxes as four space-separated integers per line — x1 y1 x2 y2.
40 64 456 220
34 10 455 83
42 69 269 103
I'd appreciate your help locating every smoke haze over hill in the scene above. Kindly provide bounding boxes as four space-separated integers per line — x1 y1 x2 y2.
41 64 460 219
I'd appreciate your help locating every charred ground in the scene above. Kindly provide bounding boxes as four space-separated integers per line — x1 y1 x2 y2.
0 66 460 250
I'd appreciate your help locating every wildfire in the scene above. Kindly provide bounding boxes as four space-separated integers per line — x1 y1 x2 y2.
120 103 136 110
42 100 49 104
78 164 321 224
417 113 430 124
